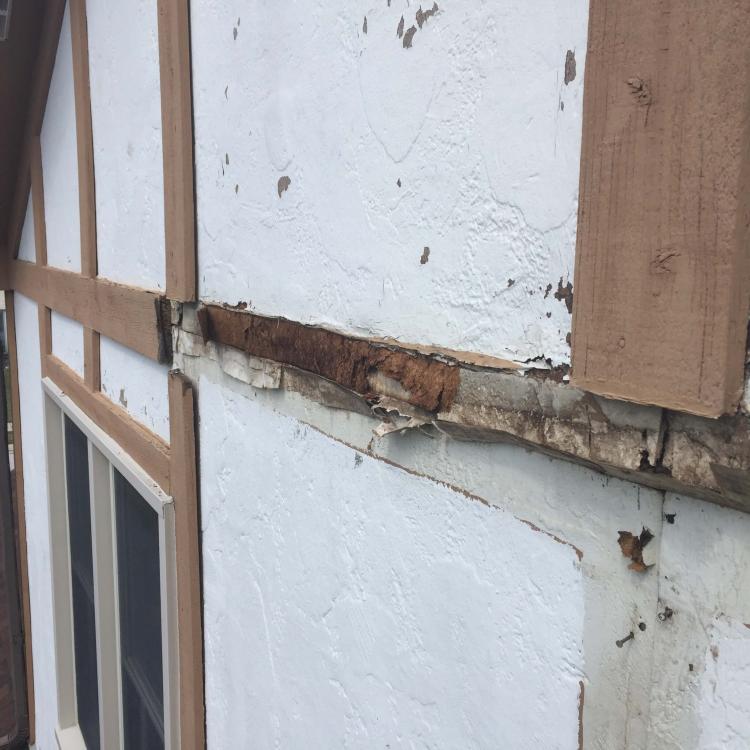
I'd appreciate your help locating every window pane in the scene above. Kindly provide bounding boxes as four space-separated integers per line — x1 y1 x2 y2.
64 417 100 749
114 471 164 750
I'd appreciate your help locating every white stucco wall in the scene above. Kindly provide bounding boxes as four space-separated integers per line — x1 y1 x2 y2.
200 377 585 749
192 0 587 364
40 3 81 274
50 311 84 378
14 293 58 750
17 192 35 263
87 0 166 291
100 336 170 442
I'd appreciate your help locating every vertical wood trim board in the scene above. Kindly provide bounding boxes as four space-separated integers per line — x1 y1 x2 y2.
29 138 46 267
157 0 197 302
571 1 750 417
5 294 35 746
69 0 97 280
168 371 205 750
83 328 101 391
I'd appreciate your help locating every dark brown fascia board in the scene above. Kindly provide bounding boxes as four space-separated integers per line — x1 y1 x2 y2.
6 260 171 363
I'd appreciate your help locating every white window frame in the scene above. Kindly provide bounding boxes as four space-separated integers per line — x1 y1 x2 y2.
44 377 179 750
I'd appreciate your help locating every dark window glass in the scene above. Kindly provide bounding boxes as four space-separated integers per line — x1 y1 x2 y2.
64 417 100 749
114 471 164 750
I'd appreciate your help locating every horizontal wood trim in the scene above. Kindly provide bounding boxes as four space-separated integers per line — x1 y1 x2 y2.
158 0 196 302
6 261 170 363
197 305 460 413
571 0 750 417
168 372 204 750
45 355 171 493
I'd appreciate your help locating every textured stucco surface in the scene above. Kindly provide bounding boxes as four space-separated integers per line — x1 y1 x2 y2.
646 494 750 750
192 0 587 364
100 336 170 442
51 311 84 378
17 193 35 263
200 377 585 749
40 3 81 274
14 293 58 750
87 0 166 291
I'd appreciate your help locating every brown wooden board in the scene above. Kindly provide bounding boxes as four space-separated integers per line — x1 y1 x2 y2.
45 355 171 493
168 372 205 750
571 0 750 417
6 261 171 363
157 0 196 302
198 305 461 413
4 294 34 745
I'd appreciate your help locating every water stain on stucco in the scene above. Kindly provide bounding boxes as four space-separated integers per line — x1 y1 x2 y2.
420 247 430 265
554 277 574 313
403 25 417 48
416 3 439 29
397 16 404 38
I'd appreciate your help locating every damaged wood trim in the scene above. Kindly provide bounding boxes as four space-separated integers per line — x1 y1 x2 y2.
168 372 205 750
5 294 35 745
45 355 171 493
5 261 171 363
197 304 460 413
157 0 196 302
571 0 750 417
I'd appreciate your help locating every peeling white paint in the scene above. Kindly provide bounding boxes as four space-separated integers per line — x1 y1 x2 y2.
100 336 170 442
51 311 84 378
192 0 587 364
87 0 166 291
14 293 59 750
200 377 585 749
40 3 81 273
17 192 35 263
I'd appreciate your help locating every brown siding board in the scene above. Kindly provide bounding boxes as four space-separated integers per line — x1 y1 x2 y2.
571 0 750 417
168 372 205 750
7 261 170 363
157 0 196 302
4 294 34 746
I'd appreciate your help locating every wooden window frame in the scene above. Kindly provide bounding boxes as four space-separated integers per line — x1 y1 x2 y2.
44 377 179 750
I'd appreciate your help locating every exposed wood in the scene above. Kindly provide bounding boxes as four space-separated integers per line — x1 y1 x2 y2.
198 305 461 413
69 0 97 279
29 138 46 266
6 261 171 363
571 0 750 417
168 372 205 750
157 0 196 302
83 329 101 391
38 307 51 379
45 355 171 493
4 294 35 745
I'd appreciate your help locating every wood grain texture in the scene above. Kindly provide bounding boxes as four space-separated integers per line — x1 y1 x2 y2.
6 261 171 363
571 0 750 417
157 0 196 302
168 372 205 750
29 138 46 266
4 294 34 746
83 328 100 391
46 355 171 492
69 0 97 279
37 307 51 379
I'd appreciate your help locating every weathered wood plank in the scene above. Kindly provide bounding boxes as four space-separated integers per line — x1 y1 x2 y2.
571 0 750 417
6 261 171 363
157 0 196 302
168 372 204 750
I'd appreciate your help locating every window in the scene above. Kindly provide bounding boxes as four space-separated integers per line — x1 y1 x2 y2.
45 379 177 749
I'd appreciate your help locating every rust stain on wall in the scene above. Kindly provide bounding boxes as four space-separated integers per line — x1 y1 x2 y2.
564 50 576 84
197 305 460 412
